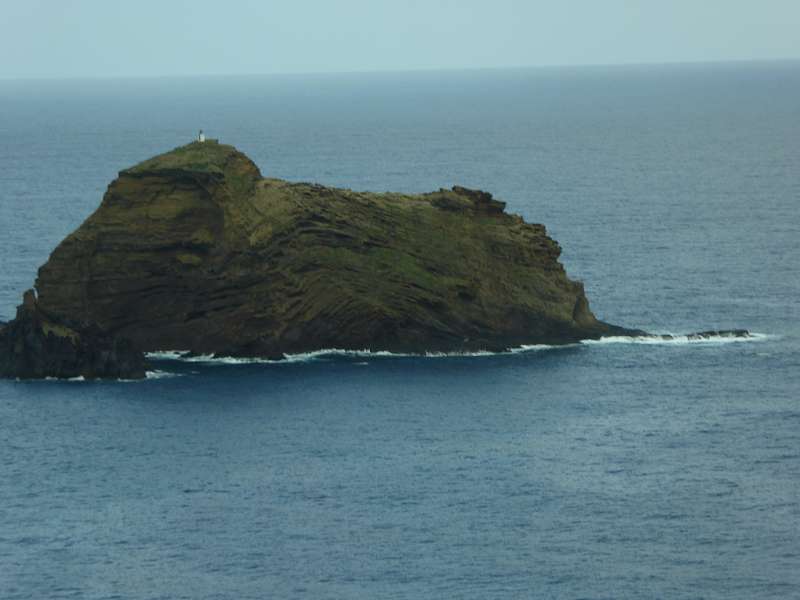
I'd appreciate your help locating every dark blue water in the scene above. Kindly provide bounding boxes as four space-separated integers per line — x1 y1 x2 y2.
1 63 799 599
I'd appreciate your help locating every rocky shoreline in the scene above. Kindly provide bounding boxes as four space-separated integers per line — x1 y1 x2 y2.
0 291 147 380
2 140 740 380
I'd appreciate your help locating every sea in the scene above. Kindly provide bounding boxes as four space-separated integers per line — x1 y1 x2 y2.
0 62 798 599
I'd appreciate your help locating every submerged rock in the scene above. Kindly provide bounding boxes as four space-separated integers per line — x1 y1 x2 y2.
2 140 642 378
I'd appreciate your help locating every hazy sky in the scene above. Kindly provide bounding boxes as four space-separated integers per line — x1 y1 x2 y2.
1 0 798 79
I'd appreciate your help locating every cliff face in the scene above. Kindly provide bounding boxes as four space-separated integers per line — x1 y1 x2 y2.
0 291 146 380
29 140 627 361
1 140 641 378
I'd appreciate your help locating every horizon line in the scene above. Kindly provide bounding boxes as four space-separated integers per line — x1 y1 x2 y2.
1 57 798 83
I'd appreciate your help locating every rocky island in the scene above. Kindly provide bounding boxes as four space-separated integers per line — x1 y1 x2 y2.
2 140 644 379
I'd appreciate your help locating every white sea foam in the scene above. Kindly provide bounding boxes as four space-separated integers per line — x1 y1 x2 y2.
284 348 408 362
581 332 771 346
147 344 567 364
145 332 770 366
510 343 570 353
145 370 183 379
149 348 413 364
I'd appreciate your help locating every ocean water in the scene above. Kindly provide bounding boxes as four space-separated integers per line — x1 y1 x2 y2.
1 62 799 599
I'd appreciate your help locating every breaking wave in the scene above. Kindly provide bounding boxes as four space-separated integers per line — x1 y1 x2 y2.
581 331 772 346
146 331 769 366
145 370 184 379
147 345 562 365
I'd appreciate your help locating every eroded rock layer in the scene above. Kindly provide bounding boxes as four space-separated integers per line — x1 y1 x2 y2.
3 141 640 378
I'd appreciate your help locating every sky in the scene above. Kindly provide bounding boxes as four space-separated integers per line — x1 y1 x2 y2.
1 0 798 79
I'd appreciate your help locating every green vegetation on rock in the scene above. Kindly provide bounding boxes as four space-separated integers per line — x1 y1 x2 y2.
27 141 636 361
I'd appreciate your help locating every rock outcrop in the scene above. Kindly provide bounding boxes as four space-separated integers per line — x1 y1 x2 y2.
0 291 147 380
1 140 642 378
